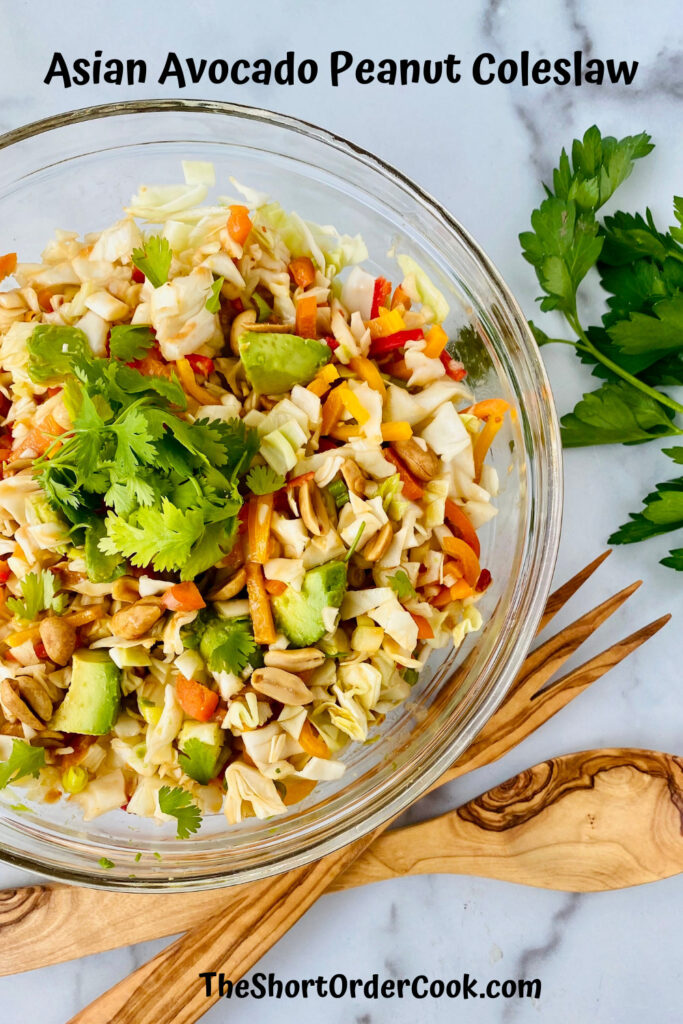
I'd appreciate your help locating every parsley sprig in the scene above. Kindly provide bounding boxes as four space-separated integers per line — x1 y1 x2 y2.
522 125 683 569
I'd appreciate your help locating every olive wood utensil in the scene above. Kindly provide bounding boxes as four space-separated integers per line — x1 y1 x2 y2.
59 554 669 1024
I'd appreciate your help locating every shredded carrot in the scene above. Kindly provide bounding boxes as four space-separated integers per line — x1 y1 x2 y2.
176 674 219 722
264 578 287 597
299 718 330 759
162 581 206 612
465 399 510 420
338 384 370 425
282 777 318 806
287 470 315 489
289 257 316 289
442 535 481 587
66 607 106 628
176 358 214 404
0 253 17 282
423 324 449 359
226 205 252 246
381 421 412 442
10 414 66 462
244 561 277 645
295 293 318 338
329 424 361 442
410 613 434 640
473 414 506 482
247 494 273 565
321 386 345 435
367 309 406 340
383 449 424 500
444 499 480 558
349 355 386 397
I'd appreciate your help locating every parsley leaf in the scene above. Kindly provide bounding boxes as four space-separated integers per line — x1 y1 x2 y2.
7 570 66 620
109 325 156 362
179 738 224 786
609 447 683 547
389 569 416 601
0 740 45 789
158 786 202 839
205 276 224 313
560 382 681 448
661 548 683 570
608 293 683 366
131 235 172 288
246 464 284 495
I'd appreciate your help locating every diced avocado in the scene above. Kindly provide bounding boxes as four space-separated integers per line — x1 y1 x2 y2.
272 561 347 647
239 331 330 394
178 721 226 785
50 650 121 735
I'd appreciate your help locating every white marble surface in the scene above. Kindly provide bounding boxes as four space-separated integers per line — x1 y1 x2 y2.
0 0 681 1020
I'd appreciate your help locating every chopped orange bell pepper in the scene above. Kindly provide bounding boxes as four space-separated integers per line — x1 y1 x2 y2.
338 383 369 425
367 309 406 340
381 421 412 442
349 355 386 397
383 449 424 500
465 399 510 420
162 581 206 612
247 493 273 565
245 561 277 644
289 257 316 289
410 613 434 640
295 293 318 339
282 777 318 806
321 385 345 435
391 283 412 311
0 253 17 282
473 409 508 482
450 579 475 601
442 536 481 587
299 718 330 758
444 498 480 558
176 674 219 722
422 324 449 359
329 424 361 442
226 205 252 246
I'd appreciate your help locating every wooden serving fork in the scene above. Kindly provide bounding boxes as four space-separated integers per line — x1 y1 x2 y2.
0 554 669 1021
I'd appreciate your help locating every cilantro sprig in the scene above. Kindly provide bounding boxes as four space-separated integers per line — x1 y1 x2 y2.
388 569 416 601
158 785 202 839
246 464 284 495
131 235 172 288
0 740 45 789
7 570 66 621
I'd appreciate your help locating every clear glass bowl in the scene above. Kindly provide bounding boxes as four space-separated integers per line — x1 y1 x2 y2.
0 101 562 891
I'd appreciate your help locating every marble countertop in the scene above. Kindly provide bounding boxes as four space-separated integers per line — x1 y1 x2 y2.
0 1 681 1020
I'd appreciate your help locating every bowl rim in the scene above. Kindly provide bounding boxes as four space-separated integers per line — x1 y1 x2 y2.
0 99 563 890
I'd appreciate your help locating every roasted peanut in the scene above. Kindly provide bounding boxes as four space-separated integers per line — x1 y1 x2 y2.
340 459 367 497
251 667 314 705
39 616 76 666
229 309 257 356
110 599 163 640
361 521 393 562
1 678 46 730
264 648 325 672
391 438 439 481
299 480 329 536
208 568 247 602
112 577 140 603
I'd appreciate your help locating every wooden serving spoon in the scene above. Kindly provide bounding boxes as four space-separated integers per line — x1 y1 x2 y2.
2 745 682 978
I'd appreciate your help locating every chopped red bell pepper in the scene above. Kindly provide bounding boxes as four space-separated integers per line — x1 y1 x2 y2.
33 640 48 660
0 560 10 584
370 329 424 357
231 297 244 313
0 393 10 419
186 354 214 378
324 334 339 351
318 438 341 452
131 267 145 284
370 277 392 319
475 568 492 593
440 351 467 381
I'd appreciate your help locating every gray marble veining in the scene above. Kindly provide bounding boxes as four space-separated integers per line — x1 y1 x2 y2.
0 0 681 1021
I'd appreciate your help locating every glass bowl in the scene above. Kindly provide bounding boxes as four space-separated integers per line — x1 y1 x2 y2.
0 100 562 891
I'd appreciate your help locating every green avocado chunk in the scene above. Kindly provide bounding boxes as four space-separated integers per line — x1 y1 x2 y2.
238 331 330 394
272 561 347 647
50 650 121 735
178 721 226 785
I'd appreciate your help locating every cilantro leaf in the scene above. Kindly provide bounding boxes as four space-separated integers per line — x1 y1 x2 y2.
109 325 156 362
198 617 256 675
179 738 224 786
113 364 186 409
131 236 172 288
7 570 65 620
246 464 284 495
388 569 416 601
205 276 224 314
661 548 683 570
158 786 202 839
99 501 205 574
0 739 45 789
98 857 115 870
560 382 681 448
27 324 91 384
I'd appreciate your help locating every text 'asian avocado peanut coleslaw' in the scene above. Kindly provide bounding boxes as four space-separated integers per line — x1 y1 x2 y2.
0 163 509 838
